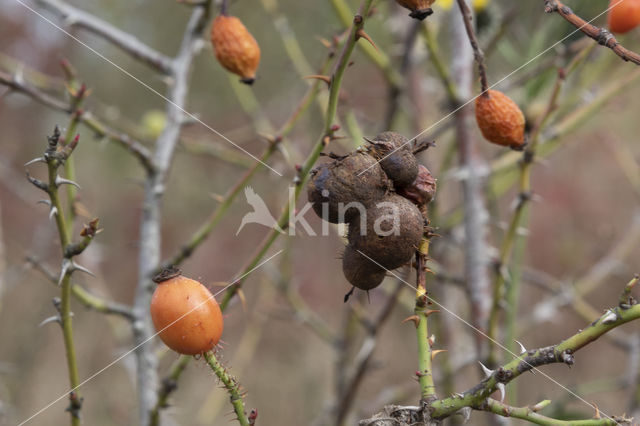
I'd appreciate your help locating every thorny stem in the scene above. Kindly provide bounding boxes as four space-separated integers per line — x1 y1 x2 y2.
455 0 489 94
34 127 90 425
61 76 86 224
220 0 228 15
544 0 640 66
219 0 376 311
203 351 250 426
415 238 436 402
481 398 622 425
27 256 134 320
430 287 640 420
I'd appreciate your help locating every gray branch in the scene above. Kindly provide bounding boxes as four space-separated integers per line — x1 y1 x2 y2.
35 0 173 74
450 2 491 355
132 4 210 426
0 68 154 171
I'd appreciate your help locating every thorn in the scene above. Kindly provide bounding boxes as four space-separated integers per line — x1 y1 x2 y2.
26 171 49 192
401 315 420 328
593 403 600 419
58 259 72 286
355 29 378 51
425 309 440 317
303 75 331 86
515 339 527 355
209 193 225 203
39 315 61 327
49 206 59 221
71 261 95 277
601 309 618 324
457 406 472 423
478 361 494 378
37 199 52 207
24 157 46 167
431 349 447 360
55 175 81 189
497 382 506 403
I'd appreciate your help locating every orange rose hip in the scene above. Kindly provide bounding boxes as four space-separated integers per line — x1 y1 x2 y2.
210 14 261 84
150 268 223 355
475 90 525 149
608 0 640 34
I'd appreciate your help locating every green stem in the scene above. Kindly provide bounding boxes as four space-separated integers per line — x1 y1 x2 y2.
416 238 436 402
46 146 81 425
421 23 460 103
203 351 250 426
329 0 403 90
430 302 640 419
486 65 566 366
481 399 620 426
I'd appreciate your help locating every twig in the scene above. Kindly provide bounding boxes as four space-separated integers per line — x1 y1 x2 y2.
149 355 191 426
0 68 154 172
487 66 567 365
450 1 491 356
35 0 173 73
543 0 640 66
26 127 98 425
479 398 628 425
26 256 134 321
203 351 250 426
430 280 640 419
134 4 212 424
456 0 489 93
334 281 404 424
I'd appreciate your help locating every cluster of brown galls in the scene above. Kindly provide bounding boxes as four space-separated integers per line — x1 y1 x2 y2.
307 132 436 293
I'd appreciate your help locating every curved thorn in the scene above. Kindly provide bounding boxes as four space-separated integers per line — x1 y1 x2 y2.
355 29 378 52
37 199 52 207
58 259 72 286
478 361 494 378
431 349 447 361
55 175 81 189
49 206 58 221
24 157 46 167
71 261 95 277
38 315 61 327
514 339 527 355
497 382 506 402
303 75 331 86
401 315 420 328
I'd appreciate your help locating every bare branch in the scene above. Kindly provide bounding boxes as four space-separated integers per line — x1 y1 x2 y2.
0 68 154 171
36 0 173 73
543 0 640 66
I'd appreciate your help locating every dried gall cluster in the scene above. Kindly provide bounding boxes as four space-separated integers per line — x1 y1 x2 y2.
308 132 437 294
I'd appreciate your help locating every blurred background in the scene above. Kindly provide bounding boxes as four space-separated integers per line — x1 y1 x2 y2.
1 0 639 425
